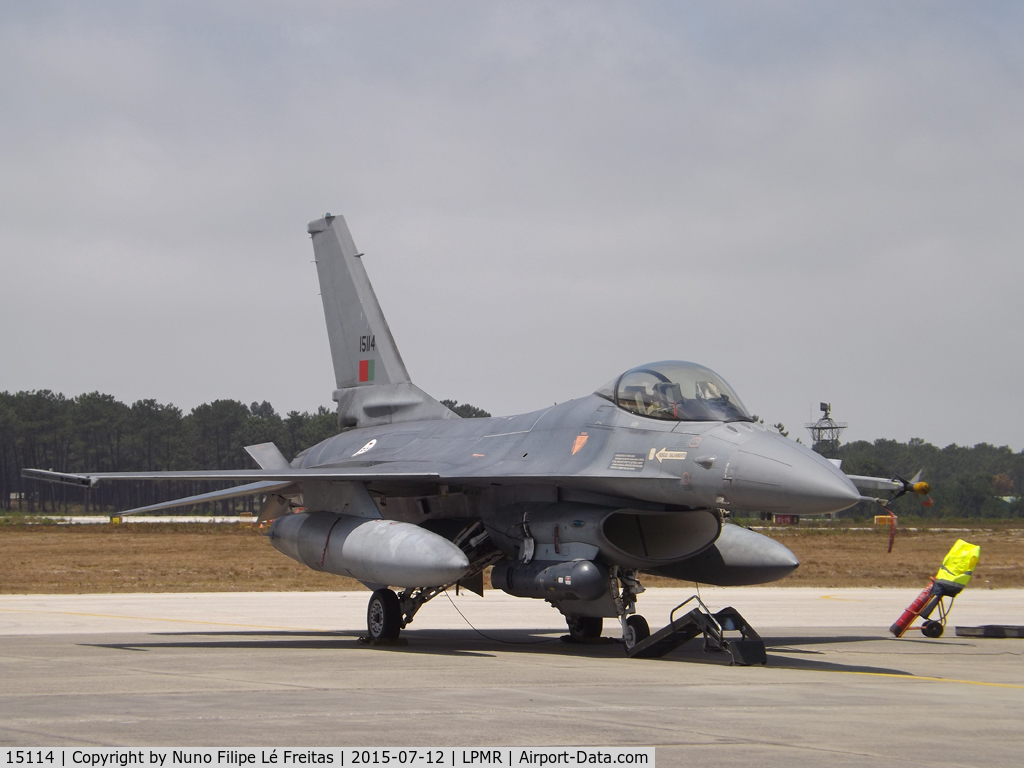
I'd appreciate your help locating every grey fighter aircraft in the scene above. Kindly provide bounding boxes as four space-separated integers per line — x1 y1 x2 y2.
25 214 927 652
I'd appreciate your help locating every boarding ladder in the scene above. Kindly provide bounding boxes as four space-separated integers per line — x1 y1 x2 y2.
626 595 767 665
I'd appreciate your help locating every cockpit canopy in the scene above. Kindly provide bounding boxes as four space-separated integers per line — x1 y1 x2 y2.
595 360 752 423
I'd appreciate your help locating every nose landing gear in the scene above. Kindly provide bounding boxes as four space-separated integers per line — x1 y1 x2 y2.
609 567 651 652
622 615 650 650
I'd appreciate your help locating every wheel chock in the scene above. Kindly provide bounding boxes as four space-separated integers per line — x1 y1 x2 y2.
728 638 768 666
357 636 409 646
955 625 1024 638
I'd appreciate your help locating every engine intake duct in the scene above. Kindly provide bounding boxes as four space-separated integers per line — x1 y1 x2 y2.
491 559 608 602
486 502 722 569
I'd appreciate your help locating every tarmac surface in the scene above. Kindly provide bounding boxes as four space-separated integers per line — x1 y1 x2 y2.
2 587 1023 767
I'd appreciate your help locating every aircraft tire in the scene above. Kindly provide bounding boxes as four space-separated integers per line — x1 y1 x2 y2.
922 620 944 639
566 615 603 642
367 588 402 640
623 615 650 651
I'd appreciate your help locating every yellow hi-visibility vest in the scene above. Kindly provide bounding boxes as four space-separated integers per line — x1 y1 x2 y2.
934 539 981 588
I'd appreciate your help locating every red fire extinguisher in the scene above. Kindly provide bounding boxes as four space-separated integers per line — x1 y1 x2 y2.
890 579 934 638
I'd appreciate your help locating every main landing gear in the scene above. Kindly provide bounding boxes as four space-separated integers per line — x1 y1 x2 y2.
367 589 402 641
362 585 432 643
362 521 503 643
566 615 603 642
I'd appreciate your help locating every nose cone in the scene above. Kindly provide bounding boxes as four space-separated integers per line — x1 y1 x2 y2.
727 433 861 515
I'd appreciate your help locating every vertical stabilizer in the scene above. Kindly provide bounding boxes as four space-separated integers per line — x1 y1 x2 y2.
307 214 455 428
309 214 409 389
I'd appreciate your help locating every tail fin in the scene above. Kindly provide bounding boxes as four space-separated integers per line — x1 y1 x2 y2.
307 214 455 428
308 214 409 389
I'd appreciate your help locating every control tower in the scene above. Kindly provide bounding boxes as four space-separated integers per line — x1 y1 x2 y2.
806 402 847 458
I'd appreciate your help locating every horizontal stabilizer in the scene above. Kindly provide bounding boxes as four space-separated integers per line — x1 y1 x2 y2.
114 480 298 516
245 442 292 470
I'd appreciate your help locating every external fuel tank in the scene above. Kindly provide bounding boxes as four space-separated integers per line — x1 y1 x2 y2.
269 511 469 587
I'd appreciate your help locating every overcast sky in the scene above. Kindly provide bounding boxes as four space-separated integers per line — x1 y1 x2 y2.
2 1 1022 450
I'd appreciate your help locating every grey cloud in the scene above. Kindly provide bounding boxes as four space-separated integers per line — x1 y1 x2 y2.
2 2 1022 448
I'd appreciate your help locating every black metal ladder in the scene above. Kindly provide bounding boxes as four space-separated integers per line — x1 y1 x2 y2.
626 595 767 665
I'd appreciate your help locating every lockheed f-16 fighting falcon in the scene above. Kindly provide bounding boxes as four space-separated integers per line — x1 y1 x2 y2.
25 215 929 657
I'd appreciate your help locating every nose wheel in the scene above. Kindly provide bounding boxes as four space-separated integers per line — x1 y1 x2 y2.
623 615 650 651
367 588 402 641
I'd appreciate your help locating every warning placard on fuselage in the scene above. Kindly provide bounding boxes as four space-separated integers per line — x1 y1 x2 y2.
609 453 646 472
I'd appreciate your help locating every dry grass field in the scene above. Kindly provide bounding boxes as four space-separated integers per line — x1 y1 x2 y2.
1 521 1021 594
761 525 1024 588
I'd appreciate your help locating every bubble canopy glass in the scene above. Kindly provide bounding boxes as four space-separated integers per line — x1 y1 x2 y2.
595 360 753 423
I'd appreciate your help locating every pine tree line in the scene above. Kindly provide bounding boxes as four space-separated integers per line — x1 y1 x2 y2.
834 438 1024 519
0 391 340 515
2 389 1020 518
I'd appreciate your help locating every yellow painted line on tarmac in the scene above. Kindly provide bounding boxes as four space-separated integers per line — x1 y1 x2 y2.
768 662 1024 689
0 606 332 633
831 669 1024 689
818 594 880 602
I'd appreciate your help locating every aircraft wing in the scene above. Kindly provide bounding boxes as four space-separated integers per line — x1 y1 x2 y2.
23 463 642 488
22 468 442 487
21 466 444 517
25 465 919 492
24 465 912 517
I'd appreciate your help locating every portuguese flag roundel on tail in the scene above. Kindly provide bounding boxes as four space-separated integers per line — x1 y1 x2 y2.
358 359 375 382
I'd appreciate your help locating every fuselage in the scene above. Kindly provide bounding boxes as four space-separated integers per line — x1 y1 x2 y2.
296 393 861 516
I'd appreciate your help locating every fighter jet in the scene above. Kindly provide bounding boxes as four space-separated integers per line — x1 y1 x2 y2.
25 214 926 650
